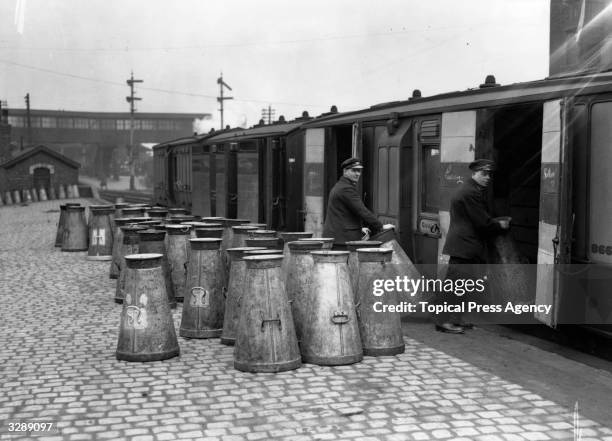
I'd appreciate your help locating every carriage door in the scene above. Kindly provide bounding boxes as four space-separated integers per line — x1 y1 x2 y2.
286 131 305 231
303 128 325 236
535 98 573 326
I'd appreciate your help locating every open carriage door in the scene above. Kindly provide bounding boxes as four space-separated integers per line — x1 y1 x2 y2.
535 98 573 326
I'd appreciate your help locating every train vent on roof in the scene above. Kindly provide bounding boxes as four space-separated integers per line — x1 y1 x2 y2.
420 120 440 139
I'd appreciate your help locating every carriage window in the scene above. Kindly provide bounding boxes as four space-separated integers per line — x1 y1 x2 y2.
421 145 440 213
589 102 612 263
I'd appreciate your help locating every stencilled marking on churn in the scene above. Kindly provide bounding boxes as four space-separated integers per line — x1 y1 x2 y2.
92 228 106 245
125 293 148 329
190 287 209 308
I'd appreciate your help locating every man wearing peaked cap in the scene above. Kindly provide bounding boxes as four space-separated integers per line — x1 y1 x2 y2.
435 157 508 334
323 157 394 248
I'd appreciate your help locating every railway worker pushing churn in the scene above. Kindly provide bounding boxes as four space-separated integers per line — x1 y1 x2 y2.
323 157 394 249
435 158 509 334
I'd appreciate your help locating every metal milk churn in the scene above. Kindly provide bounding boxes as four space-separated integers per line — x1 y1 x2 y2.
250 229 277 239
87 205 115 261
38 187 48 201
230 225 259 248
234 255 301 373
356 248 405 356
180 238 225 338
147 208 168 219
220 247 266 345
300 251 363 366
244 237 282 250
122 206 147 219
57 185 66 199
279 232 313 279
165 224 192 302
55 202 80 247
285 241 324 341
138 230 176 309
116 253 180 362
61 205 88 252
115 225 147 303
346 241 382 294
114 203 130 219
48 186 56 200
298 237 335 249
4 191 13 205
167 207 190 217
195 227 224 239
109 218 137 279
220 218 249 258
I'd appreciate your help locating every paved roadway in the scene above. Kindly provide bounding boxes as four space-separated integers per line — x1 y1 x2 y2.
1 199 612 441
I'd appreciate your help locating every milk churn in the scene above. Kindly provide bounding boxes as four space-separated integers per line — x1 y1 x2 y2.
180 238 225 338
72 184 80 198
165 224 192 302
300 251 363 365
250 230 277 239
122 206 147 218
346 241 382 294
115 225 147 303
286 241 324 340
61 205 88 252
87 205 115 260
298 237 334 249
109 218 138 279
138 230 175 308
116 253 180 362
167 207 190 217
0 195 3 207
5 191 13 205
221 219 250 250
202 217 225 222
244 238 282 250
39 187 48 201
57 185 66 199
220 247 266 345
31 188 39 202
12 190 21 204
48 186 56 200
114 203 129 218
195 227 224 239
148 208 168 219
370 228 422 303
234 255 301 373
355 248 405 356
279 232 313 277
230 225 259 248
55 202 80 247
166 215 196 224
23 189 33 203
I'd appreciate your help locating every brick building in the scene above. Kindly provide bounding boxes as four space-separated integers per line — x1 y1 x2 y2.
0 145 79 196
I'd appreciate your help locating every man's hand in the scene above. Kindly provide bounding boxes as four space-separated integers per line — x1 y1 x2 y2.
382 224 395 230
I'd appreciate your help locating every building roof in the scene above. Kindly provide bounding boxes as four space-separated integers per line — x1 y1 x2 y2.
0 145 80 169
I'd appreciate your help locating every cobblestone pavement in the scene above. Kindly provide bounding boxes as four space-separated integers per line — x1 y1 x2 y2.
1 200 612 441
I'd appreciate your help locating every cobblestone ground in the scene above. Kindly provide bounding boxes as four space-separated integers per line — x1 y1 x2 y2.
1 200 612 441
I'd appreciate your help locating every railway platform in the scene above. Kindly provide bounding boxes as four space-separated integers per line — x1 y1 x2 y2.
1 199 612 441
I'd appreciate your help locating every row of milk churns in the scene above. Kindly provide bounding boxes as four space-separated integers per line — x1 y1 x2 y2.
110 218 413 373
1 183 80 206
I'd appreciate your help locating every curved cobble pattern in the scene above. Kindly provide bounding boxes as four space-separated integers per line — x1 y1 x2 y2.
0 200 612 441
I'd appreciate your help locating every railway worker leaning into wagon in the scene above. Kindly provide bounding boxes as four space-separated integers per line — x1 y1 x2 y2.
323 157 394 249
435 159 509 334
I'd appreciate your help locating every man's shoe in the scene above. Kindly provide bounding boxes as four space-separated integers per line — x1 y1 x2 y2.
435 323 465 334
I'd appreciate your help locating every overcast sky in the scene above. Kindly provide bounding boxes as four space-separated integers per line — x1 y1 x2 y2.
1 0 549 131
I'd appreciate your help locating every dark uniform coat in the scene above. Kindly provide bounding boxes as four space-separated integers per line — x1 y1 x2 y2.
323 176 383 245
442 178 502 261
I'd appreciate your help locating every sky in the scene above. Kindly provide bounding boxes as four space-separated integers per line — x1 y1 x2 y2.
0 0 550 132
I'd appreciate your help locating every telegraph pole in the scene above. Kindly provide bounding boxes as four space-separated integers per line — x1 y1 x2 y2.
217 74 233 130
261 105 275 124
126 72 143 191
24 93 31 146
